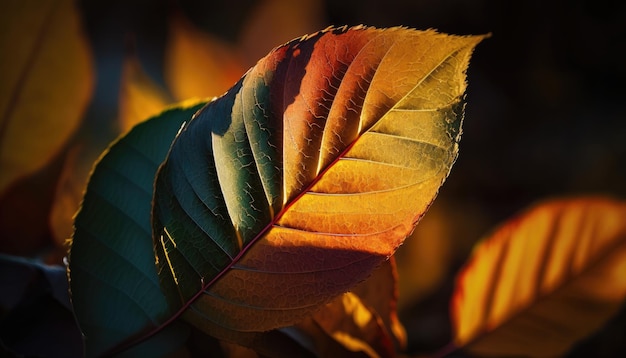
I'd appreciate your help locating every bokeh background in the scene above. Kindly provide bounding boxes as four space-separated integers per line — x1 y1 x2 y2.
1 0 625 356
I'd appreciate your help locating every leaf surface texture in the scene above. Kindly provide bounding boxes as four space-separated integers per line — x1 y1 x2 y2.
153 26 484 342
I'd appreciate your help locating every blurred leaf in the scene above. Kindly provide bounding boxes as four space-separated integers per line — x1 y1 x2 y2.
450 197 626 357
395 198 491 312
395 201 453 312
118 53 172 133
238 0 324 67
153 26 484 349
69 101 207 357
0 0 94 194
0 254 82 357
164 12 245 101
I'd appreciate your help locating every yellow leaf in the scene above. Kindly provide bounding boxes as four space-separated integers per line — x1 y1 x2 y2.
118 53 172 133
451 197 626 357
395 198 490 311
0 0 93 194
164 13 245 101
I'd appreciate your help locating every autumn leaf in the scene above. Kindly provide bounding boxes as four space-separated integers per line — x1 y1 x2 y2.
152 25 484 348
450 197 626 357
0 0 93 194
296 258 406 358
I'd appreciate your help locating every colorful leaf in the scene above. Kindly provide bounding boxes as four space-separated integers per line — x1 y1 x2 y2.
450 197 626 357
69 101 207 356
0 0 93 194
153 25 484 346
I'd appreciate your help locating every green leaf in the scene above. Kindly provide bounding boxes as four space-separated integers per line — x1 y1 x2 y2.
68 101 207 357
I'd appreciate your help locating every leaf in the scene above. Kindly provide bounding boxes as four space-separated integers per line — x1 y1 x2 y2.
450 197 626 357
0 0 93 194
51 54 167 252
68 101 207 357
153 25 485 347
296 258 406 358
118 53 173 133
164 12 245 101
0 254 82 357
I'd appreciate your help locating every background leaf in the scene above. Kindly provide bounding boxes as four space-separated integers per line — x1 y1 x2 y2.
69 101 206 357
0 0 93 194
118 52 173 133
153 26 484 347
296 258 406 358
450 196 626 357
164 12 245 101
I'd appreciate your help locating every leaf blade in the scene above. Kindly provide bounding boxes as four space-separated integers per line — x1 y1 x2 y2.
451 196 626 357
153 25 485 346
69 101 207 356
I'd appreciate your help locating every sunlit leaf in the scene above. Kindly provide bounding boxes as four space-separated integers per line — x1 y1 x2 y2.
153 26 484 348
164 12 245 101
69 101 207 357
450 197 626 357
0 0 93 194
118 53 172 133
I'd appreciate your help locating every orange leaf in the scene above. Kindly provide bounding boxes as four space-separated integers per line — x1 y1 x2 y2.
451 197 626 357
118 53 172 132
0 0 93 194
164 12 245 101
297 258 406 358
